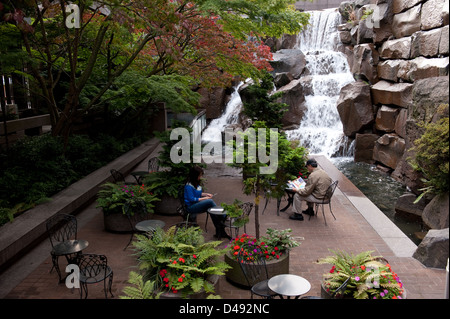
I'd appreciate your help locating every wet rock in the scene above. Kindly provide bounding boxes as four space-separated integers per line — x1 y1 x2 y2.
413 228 449 268
337 81 374 137
270 49 306 79
394 192 427 218
354 133 379 163
422 193 449 229
373 133 406 169
275 79 307 127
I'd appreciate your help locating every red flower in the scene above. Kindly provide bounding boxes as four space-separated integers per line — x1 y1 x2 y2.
330 266 336 273
178 257 185 263
193 254 197 259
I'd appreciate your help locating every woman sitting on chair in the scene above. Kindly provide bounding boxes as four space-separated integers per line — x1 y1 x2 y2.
184 166 231 240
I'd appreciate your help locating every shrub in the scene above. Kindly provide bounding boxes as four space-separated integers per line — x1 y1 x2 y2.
409 111 449 200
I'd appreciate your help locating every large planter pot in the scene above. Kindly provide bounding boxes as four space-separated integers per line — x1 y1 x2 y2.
320 283 407 299
224 251 290 288
158 274 220 299
103 207 152 233
154 194 179 215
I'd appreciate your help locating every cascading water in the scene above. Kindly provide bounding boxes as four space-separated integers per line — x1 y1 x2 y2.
285 8 354 158
201 82 244 143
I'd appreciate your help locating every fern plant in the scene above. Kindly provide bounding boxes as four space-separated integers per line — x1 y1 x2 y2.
133 226 231 298
316 250 405 299
121 271 161 299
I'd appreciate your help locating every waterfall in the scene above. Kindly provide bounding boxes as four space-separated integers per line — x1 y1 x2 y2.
201 82 244 143
285 8 354 158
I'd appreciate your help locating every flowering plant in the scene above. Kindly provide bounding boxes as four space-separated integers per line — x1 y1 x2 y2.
228 228 300 262
316 250 405 299
96 182 159 215
133 225 230 297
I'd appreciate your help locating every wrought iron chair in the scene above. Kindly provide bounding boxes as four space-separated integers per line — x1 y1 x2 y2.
123 199 150 250
130 157 160 184
223 202 253 238
110 169 135 185
307 180 338 225
176 184 192 223
237 244 279 299
77 253 114 299
46 213 80 283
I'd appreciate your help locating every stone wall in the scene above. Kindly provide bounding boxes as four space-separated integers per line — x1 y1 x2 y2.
336 0 449 193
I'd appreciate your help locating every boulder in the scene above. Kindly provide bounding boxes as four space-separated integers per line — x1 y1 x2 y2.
354 133 379 163
411 28 444 58
270 49 306 79
394 108 408 138
392 0 422 14
410 76 450 121
198 87 227 119
375 105 399 132
337 81 374 137
398 57 449 82
391 120 426 193
392 3 422 38
422 193 450 229
351 44 379 84
379 37 411 59
373 133 406 169
439 25 449 55
373 1 394 44
394 192 428 218
377 60 403 82
421 0 447 30
413 228 449 269
275 79 307 127
371 80 413 107
273 72 294 89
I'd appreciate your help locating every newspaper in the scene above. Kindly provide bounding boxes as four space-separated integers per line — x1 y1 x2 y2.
287 177 306 190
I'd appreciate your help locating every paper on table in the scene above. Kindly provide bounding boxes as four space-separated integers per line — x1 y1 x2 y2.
287 177 306 190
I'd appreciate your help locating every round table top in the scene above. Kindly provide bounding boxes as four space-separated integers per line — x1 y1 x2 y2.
53 239 89 255
135 219 165 232
268 274 311 297
207 206 227 216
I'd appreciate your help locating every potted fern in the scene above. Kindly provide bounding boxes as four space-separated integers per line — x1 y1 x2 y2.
316 250 405 299
132 225 230 298
96 182 159 232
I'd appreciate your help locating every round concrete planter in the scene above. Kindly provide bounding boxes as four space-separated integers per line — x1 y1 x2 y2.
154 194 179 215
224 251 290 288
103 207 152 233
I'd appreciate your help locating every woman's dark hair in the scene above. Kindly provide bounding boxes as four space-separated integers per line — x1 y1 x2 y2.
188 166 204 188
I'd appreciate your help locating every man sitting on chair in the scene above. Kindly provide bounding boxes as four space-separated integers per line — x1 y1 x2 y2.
290 159 332 221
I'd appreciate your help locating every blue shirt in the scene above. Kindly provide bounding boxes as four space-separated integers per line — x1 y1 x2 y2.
184 183 202 207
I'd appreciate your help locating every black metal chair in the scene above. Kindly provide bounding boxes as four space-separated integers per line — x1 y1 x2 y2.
77 253 114 299
46 213 80 283
236 244 279 299
123 199 150 250
223 202 253 238
110 169 135 185
130 157 160 184
176 184 193 223
307 180 338 225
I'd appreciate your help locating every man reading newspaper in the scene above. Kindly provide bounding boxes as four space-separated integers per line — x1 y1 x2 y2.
289 159 332 221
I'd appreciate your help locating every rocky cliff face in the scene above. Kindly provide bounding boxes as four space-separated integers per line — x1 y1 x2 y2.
336 0 449 195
